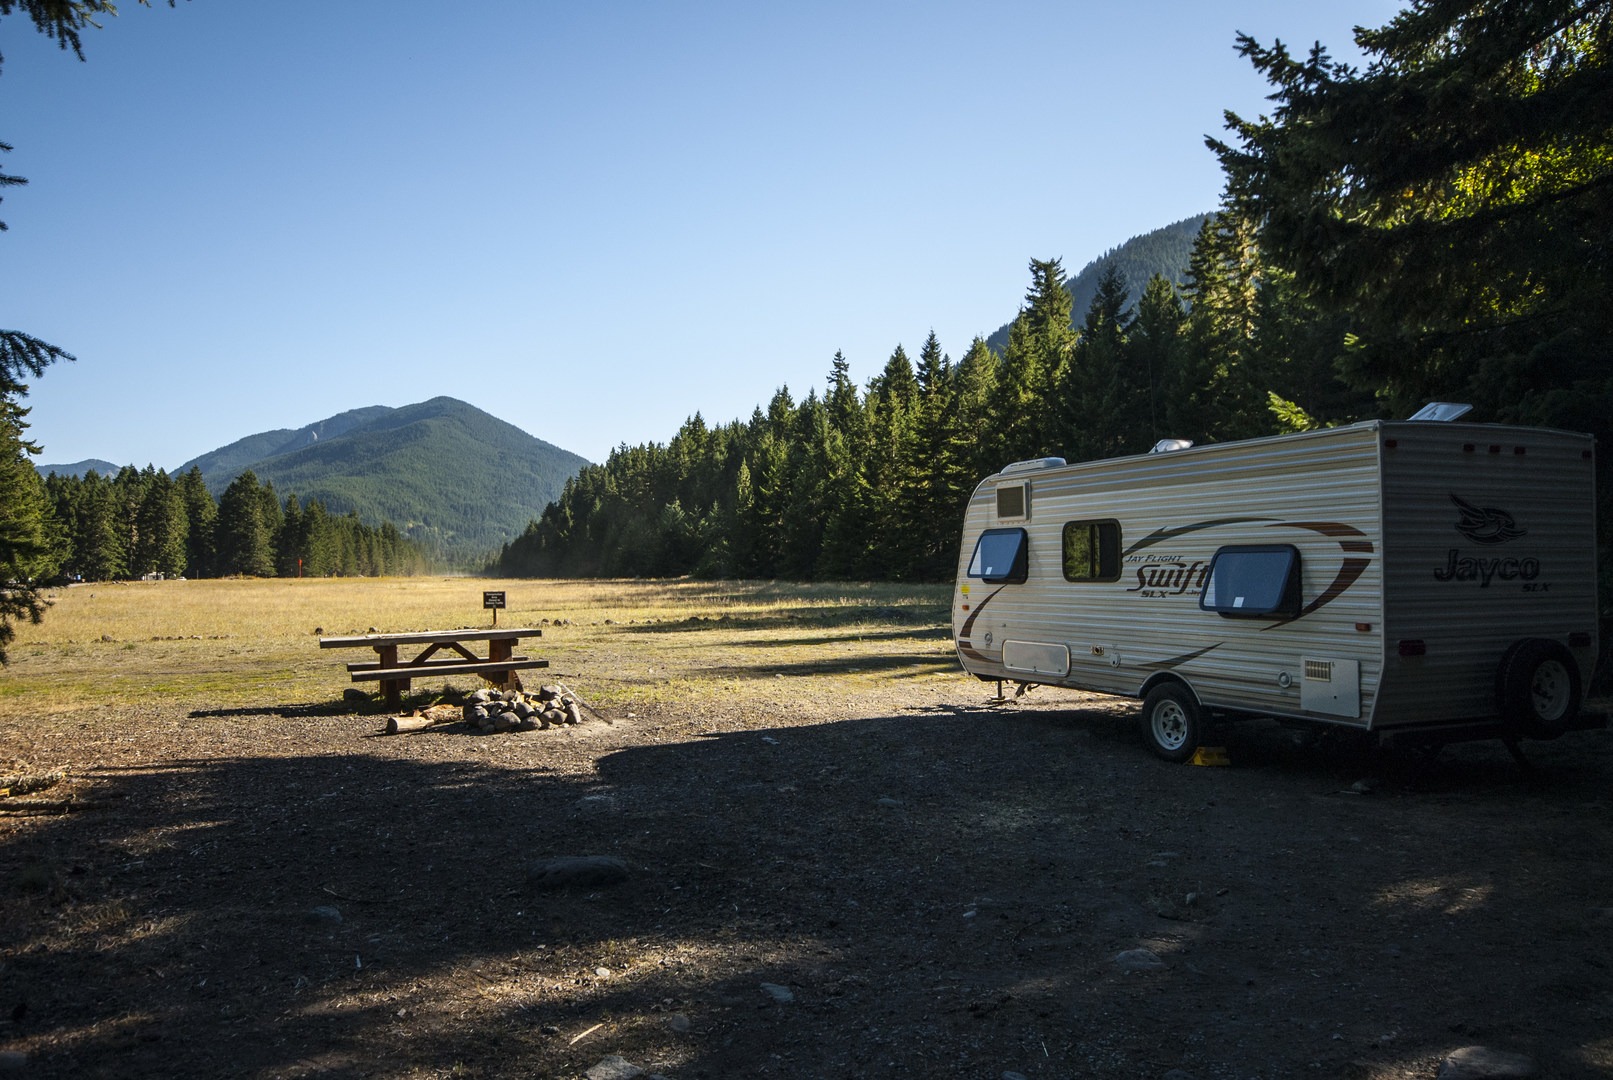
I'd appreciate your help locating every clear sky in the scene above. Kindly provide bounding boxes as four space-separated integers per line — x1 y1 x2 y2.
5 1 1402 470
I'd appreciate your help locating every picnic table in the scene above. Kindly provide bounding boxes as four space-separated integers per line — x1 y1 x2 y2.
319 628 547 706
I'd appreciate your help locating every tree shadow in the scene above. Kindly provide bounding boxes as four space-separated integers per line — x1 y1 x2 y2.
2 703 1611 1078
610 604 948 634
692 651 958 680
722 626 954 648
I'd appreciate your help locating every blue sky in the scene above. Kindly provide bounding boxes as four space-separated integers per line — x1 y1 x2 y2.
5 1 1402 470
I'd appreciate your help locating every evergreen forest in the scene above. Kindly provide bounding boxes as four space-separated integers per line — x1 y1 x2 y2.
37 466 428 584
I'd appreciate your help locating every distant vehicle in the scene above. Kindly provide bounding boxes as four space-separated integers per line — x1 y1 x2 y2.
951 413 1601 760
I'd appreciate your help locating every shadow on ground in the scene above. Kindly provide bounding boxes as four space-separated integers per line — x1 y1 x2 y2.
2 700 1611 1078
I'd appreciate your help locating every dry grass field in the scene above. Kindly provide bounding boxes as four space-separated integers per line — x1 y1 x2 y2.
2 577 1613 1080
0 576 956 713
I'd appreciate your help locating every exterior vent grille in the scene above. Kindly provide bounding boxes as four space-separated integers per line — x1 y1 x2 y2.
1304 659 1333 682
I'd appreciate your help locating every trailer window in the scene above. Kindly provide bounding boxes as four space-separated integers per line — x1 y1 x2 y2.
968 528 1028 584
1062 520 1120 581
1199 545 1301 618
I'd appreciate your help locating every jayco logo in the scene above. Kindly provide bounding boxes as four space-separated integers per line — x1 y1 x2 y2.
1450 493 1526 544
1435 494 1538 586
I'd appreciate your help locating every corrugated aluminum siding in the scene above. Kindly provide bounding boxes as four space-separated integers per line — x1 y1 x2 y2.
1373 423 1597 727
954 424 1386 726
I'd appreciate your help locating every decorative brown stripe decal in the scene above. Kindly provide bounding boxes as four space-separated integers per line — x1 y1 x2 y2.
1142 642 1223 670
958 585 1004 642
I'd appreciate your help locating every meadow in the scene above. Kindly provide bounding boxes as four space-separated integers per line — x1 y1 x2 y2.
0 576 957 715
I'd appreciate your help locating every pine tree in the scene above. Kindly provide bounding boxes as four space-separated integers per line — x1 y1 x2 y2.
859 346 919 574
1212 1 1613 422
176 467 216 578
132 469 188 578
1058 264 1142 461
0 398 57 662
896 332 970 580
111 466 149 575
1129 274 1188 446
816 352 871 580
216 472 274 577
952 336 1000 481
1178 211 1269 442
776 392 831 578
988 258 1074 464
302 499 335 576
73 471 127 581
277 496 306 577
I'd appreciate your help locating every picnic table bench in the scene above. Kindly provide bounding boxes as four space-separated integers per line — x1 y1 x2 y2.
319 628 547 706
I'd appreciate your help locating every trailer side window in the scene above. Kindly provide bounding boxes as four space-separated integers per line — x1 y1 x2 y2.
968 528 1029 584
1199 545 1301 618
1062 520 1121 582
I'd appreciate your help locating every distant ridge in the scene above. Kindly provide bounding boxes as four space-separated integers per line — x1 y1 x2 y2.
986 213 1209 353
177 405 394 483
44 399 590 564
35 457 123 479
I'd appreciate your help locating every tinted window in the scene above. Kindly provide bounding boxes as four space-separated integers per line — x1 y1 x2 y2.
968 528 1028 584
1062 520 1121 582
1199 545 1301 617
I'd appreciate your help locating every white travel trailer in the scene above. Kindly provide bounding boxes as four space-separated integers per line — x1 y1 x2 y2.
952 417 1601 760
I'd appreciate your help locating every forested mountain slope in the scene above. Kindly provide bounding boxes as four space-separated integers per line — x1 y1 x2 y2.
985 214 1208 353
176 406 395 483
186 398 590 560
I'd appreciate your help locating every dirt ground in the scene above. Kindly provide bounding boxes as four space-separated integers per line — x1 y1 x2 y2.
3 673 1613 1079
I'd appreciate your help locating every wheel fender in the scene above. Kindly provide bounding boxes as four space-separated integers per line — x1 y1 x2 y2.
1138 673 1199 709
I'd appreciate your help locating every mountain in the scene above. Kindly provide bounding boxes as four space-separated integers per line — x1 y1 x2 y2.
985 213 1209 353
175 398 590 562
178 405 394 482
34 458 123 479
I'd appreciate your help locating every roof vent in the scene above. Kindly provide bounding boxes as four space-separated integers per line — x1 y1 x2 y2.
1001 457 1066 474
1150 439 1194 454
1408 402 1473 421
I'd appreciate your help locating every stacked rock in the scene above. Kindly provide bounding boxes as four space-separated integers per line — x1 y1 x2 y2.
463 684 586 733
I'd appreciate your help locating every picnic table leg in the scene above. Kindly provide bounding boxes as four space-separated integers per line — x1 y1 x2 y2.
376 643 404 707
489 638 513 689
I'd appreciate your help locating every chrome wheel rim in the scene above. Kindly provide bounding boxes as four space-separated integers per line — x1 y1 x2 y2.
1531 660 1572 722
1151 700 1189 751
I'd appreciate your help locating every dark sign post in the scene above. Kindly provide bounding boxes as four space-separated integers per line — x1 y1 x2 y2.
483 590 506 627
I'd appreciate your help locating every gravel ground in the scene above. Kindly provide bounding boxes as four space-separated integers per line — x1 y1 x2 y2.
3 677 1612 1079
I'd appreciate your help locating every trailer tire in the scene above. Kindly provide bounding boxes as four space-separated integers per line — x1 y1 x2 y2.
1496 638 1581 740
1142 683 1202 763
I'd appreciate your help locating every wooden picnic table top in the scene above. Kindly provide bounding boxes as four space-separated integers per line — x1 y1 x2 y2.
318 628 543 650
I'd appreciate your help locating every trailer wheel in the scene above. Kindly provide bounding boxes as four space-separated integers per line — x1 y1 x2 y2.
1142 683 1202 763
1496 638 1582 740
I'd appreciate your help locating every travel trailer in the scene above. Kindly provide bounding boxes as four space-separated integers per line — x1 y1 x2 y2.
951 416 1600 760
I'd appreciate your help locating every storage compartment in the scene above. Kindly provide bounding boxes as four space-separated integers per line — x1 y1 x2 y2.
1003 640 1071 677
